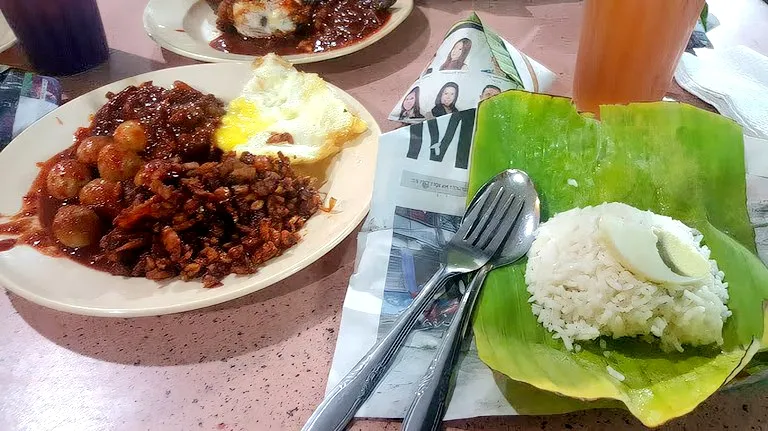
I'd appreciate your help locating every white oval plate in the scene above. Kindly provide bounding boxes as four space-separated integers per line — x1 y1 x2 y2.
0 63 379 317
143 0 413 64
0 12 17 53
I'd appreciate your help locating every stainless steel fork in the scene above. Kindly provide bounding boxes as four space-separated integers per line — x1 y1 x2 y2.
302 180 523 431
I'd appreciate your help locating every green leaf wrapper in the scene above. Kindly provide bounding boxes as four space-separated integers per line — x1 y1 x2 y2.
469 91 768 427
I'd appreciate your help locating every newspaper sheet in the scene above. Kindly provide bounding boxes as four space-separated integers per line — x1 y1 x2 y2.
328 109 517 419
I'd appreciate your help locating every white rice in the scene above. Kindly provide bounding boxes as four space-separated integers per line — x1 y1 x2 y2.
606 366 626 381
525 202 731 352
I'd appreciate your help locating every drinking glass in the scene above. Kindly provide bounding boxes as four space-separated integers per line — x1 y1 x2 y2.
572 0 705 114
0 0 110 76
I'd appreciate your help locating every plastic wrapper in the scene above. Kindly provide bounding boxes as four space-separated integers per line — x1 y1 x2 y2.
0 66 61 151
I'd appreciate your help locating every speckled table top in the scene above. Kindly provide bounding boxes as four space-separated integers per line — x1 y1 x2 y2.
1 0 768 430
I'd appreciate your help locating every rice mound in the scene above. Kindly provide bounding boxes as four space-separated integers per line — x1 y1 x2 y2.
525 202 731 352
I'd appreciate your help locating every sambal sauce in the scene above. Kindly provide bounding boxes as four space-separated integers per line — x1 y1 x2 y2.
0 81 322 288
210 0 391 56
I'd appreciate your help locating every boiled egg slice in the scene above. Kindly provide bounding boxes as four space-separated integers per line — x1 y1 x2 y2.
598 215 709 285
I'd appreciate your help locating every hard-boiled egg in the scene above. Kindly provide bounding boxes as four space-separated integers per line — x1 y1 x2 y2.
598 214 709 285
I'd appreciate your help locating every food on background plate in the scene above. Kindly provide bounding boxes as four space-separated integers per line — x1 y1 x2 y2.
0 55 366 288
209 0 393 56
469 90 768 426
526 202 730 353
214 54 367 164
214 0 311 38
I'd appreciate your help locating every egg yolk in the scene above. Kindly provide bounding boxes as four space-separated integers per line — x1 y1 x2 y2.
214 98 271 152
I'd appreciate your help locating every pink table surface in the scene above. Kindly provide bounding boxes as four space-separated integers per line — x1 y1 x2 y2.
1 1 768 430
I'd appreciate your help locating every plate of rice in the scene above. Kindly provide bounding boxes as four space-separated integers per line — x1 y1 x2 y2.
467 90 768 427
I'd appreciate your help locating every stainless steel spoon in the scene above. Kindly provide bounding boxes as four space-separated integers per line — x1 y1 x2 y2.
401 169 540 431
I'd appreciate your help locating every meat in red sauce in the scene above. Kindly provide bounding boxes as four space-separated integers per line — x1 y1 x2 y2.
91 81 225 161
210 0 391 56
0 81 322 288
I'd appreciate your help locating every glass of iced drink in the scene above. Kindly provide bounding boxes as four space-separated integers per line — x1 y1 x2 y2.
0 0 109 76
572 0 705 114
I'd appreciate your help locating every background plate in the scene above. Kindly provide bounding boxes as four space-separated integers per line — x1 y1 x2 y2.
0 63 379 317
143 0 414 64
0 12 17 53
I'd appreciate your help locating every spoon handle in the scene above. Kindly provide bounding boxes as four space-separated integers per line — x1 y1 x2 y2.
302 265 452 431
401 264 492 431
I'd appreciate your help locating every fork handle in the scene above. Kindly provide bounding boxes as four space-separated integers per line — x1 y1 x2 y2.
302 265 453 431
400 264 491 431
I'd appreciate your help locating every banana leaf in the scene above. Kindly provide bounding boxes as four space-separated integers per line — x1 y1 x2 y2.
469 90 768 427
726 351 768 390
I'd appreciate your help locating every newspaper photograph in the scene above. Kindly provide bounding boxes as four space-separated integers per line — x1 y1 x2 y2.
389 13 554 124
378 207 463 338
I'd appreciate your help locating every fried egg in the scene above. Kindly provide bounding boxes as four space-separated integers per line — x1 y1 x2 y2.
214 54 368 164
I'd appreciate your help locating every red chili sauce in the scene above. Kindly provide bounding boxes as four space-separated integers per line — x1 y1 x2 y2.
0 140 101 265
0 81 226 274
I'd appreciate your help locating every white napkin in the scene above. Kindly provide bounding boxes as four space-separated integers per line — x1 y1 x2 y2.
675 45 768 139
